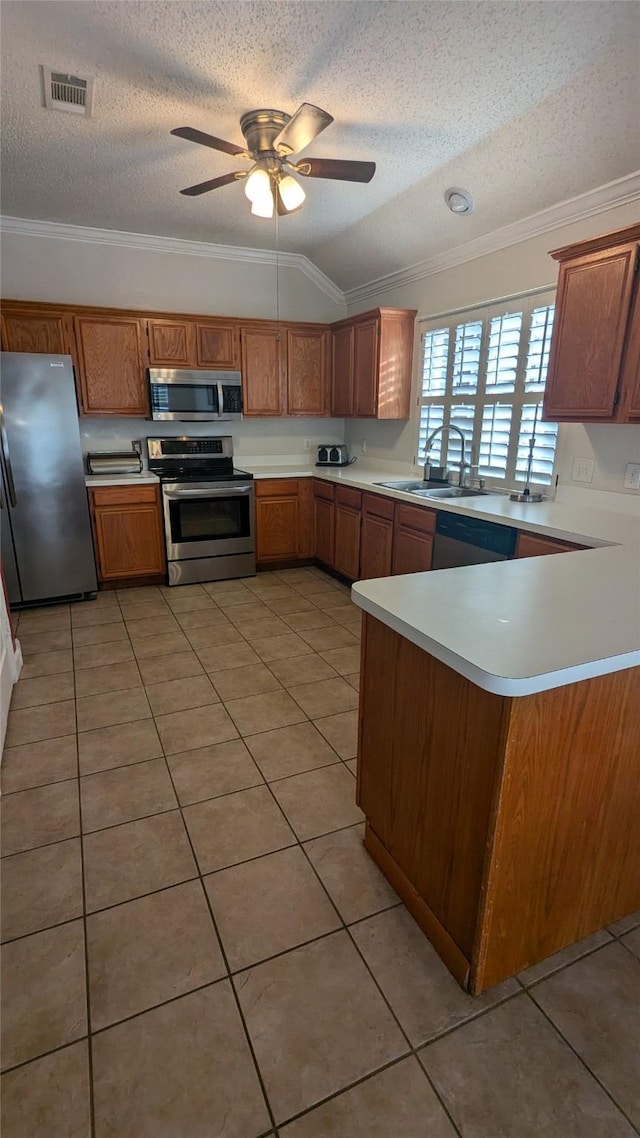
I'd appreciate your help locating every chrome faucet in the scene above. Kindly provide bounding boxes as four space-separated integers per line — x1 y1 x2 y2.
423 423 470 487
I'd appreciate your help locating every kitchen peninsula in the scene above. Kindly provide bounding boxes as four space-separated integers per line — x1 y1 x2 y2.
352 544 640 995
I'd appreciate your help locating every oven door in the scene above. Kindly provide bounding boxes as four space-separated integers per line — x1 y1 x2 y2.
162 482 255 561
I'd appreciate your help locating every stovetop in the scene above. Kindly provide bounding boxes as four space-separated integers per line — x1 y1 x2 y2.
155 467 253 484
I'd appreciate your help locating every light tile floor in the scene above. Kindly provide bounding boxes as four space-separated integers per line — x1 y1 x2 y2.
1 567 639 1137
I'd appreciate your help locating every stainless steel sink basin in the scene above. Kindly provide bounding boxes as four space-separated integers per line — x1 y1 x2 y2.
373 480 444 492
411 487 489 499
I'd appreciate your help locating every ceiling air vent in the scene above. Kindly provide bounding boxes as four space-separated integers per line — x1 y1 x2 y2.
42 66 94 116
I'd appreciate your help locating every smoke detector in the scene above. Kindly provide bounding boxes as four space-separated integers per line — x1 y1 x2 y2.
42 66 94 117
444 187 474 215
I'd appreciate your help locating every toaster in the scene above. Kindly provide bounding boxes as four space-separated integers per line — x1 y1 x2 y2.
316 444 350 467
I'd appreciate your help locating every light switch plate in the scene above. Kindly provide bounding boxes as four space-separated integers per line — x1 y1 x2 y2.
623 463 640 490
572 457 594 483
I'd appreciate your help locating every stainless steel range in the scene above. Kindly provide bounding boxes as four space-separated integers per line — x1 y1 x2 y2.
147 436 255 586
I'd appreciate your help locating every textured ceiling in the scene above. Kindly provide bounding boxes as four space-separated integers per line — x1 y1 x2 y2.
1 0 639 289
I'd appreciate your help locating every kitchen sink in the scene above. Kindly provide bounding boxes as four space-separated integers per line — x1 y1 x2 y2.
373 480 446 492
411 487 489 499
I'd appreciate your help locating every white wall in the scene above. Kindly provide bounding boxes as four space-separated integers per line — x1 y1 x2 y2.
344 201 640 497
80 416 344 465
0 226 346 323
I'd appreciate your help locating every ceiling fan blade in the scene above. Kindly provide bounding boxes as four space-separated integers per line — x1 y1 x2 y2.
273 103 333 156
180 172 246 196
171 126 249 158
295 157 376 183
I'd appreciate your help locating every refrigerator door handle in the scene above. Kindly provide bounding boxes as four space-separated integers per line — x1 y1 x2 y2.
0 403 17 507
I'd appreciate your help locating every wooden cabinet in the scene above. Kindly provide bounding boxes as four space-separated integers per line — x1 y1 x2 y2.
313 479 335 566
333 486 362 580
75 316 147 416
392 503 435 574
359 493 394 579
286 326 329 416
331 325 355 416
147 318 238 369
241 325 283 416
1 308 75 356
331 308 417 419
516 531 586 558
196 322 238 369
90 485 165 582
619 288 640 421
147 319 194 366
543 224 640 422
353 319 379 416
255 478 313 564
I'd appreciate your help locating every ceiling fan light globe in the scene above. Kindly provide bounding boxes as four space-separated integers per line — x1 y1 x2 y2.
245 167 271 203
251 190 274 219
278 174 306 211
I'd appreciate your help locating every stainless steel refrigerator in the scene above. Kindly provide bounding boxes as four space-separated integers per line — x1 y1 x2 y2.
1 352 97 607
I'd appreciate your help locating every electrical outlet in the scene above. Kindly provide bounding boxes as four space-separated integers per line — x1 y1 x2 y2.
572 457 594 484
623 462 640 490
303 439 311 451
361 439 367 455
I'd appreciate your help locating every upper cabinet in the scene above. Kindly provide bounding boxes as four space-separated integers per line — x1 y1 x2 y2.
1 308 75 356
542 224 640 423
146 318 239 369
240 324 284 416
286 326 329 416
331 307 417 418
75 316 148 416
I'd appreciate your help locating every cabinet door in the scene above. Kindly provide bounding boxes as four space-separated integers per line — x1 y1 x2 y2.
543 242 638 420
91 488 165 581
196 322 238 369
314 497 335 566
147 319 194 366
353 319 379 417
516 532 585 558
241 326 283 416
334 505 361 579
256 497 299 561
620 290 640 421
360 514 393 579
331 325 354 416
1 310 71 355
392 529 433 574
286 327 329 416
75 316 147 416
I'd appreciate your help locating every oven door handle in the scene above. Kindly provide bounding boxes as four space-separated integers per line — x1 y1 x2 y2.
164 486 253 499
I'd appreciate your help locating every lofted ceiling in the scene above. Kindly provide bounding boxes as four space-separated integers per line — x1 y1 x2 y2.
1 0 639 290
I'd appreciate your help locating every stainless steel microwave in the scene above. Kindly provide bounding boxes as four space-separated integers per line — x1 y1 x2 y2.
149 369 243 422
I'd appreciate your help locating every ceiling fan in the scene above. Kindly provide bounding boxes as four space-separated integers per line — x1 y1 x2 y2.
171 102 376 219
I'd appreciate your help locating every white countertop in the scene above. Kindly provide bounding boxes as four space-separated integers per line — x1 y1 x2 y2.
85 473 159 486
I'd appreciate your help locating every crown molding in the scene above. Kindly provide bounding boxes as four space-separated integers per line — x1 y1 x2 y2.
0 216 346 306
344 171 640 307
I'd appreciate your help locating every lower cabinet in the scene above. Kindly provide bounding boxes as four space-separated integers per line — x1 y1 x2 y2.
392 503 436 574
516 531 587 558
333 486 362 580
90 485 166 582
255 479 313 564
313 479 335 566
359 493 394 580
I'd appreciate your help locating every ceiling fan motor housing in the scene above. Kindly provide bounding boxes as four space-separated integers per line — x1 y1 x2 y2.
240 109 291 157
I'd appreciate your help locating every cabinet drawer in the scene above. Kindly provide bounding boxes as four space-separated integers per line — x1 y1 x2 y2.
516 532 587 558
313 479 335 502
255 478 300 498
363 492 394 520
91 485 159 507
335 485 362 510
395 503 436 534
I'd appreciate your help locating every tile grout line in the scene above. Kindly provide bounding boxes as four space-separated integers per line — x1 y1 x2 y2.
70 626 97 1138
524 986 640 1136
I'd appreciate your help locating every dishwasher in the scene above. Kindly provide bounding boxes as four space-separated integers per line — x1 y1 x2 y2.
432 511 517 568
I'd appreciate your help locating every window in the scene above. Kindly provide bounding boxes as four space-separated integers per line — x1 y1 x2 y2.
418 293 558 489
